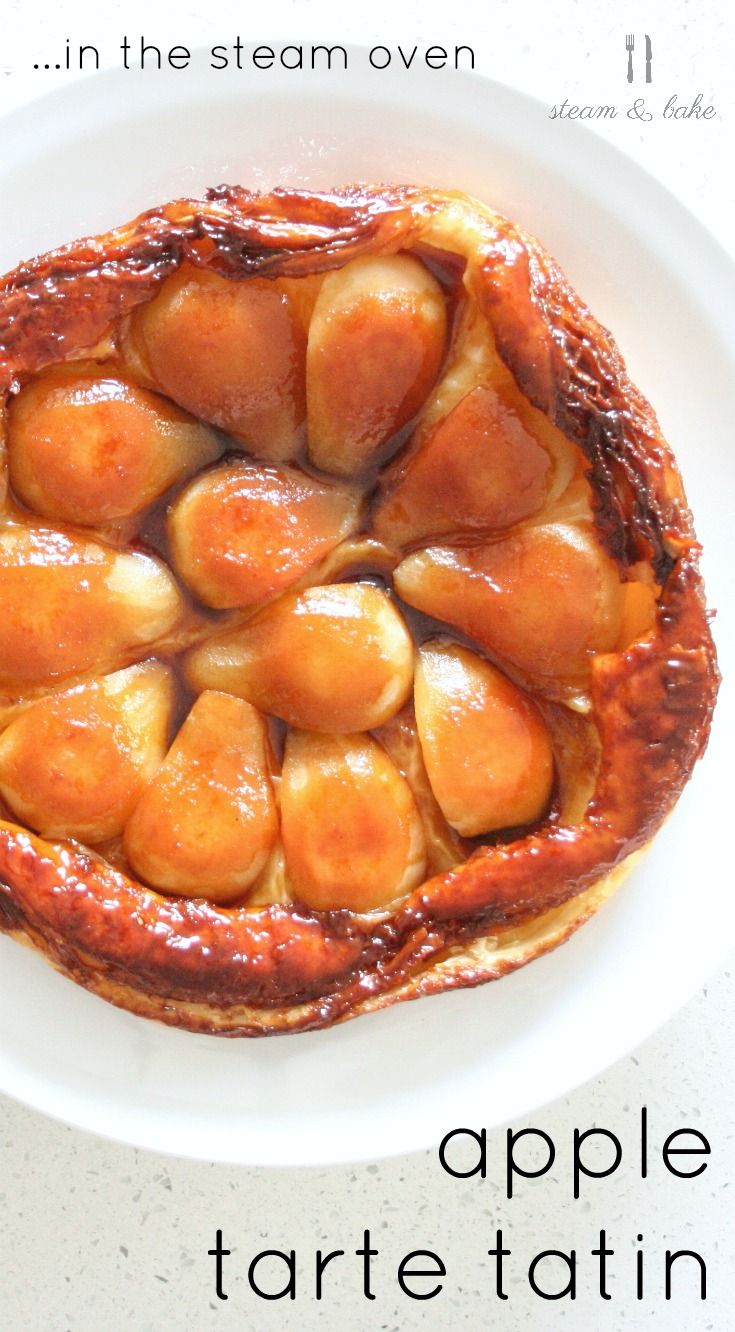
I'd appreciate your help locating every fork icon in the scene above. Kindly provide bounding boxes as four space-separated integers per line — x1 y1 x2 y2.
626 34 635 82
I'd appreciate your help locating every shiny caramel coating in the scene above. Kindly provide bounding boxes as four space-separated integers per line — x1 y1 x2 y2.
167 459 361 610
281 730 426 912
185 582 414 732
7 365 219 525
123 691 277 901
0 661 173 841
0 185 718 1037
395 523 625 683
307 254 447 475
126 264 306 460
414 641 554 835
373 384 551 547
0 522 182 690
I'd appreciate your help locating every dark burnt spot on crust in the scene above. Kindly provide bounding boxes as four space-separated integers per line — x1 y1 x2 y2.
193 184 431 279
0 186 720 1033
478 230 682 581
0 189 430 392
0 886 22 930
0 236 184 394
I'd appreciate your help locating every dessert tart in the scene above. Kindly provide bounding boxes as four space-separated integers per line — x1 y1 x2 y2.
0 186 719 1035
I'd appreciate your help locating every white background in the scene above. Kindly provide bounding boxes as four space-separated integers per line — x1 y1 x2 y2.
1 1 733 1328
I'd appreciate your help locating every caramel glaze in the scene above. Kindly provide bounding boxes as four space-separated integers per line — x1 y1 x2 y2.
0 185 719 1034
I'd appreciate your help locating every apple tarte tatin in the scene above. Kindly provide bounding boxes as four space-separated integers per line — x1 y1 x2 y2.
0 186 719 1035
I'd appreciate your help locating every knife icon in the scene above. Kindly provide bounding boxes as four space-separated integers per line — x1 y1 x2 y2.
645 34 653 83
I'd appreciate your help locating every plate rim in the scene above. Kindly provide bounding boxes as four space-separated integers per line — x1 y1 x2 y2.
0 54 732 1166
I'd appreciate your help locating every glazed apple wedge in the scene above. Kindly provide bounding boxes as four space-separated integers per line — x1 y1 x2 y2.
124 264 307 460
0 523 182 689
168 460 361 610
7 364 219 525
124 691 277 902
0 661 174 842
414 641 554 836
307 254 447 476
373 385 552 546
185 583 414 732
281 730 426 912
395 523 626 686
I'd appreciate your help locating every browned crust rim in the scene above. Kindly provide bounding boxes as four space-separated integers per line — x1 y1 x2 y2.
0 185 720 1034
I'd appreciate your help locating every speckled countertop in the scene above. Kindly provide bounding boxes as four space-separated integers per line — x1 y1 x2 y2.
2 968 733 1329
1 1 733 1328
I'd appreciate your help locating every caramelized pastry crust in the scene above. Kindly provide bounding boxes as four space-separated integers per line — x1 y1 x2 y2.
0 185 718 1035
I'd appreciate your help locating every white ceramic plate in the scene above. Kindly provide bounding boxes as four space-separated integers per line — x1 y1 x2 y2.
0 56 732 1166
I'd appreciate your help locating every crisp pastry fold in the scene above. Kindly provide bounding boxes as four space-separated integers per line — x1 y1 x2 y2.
0 185 718 1036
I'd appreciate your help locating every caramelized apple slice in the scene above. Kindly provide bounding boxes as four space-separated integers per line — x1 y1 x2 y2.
168 460 361 610
405 302 579 511
395 523 624 682
0 661 173 841
373 385 551 547
415 642 554 835
186 583 414 732
7 365 220 525
375 705 468 874
275 274 325 336
0 523 182 689
307 255 447 475
126 264 306 460
123 691 277 901
281 731 426 911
